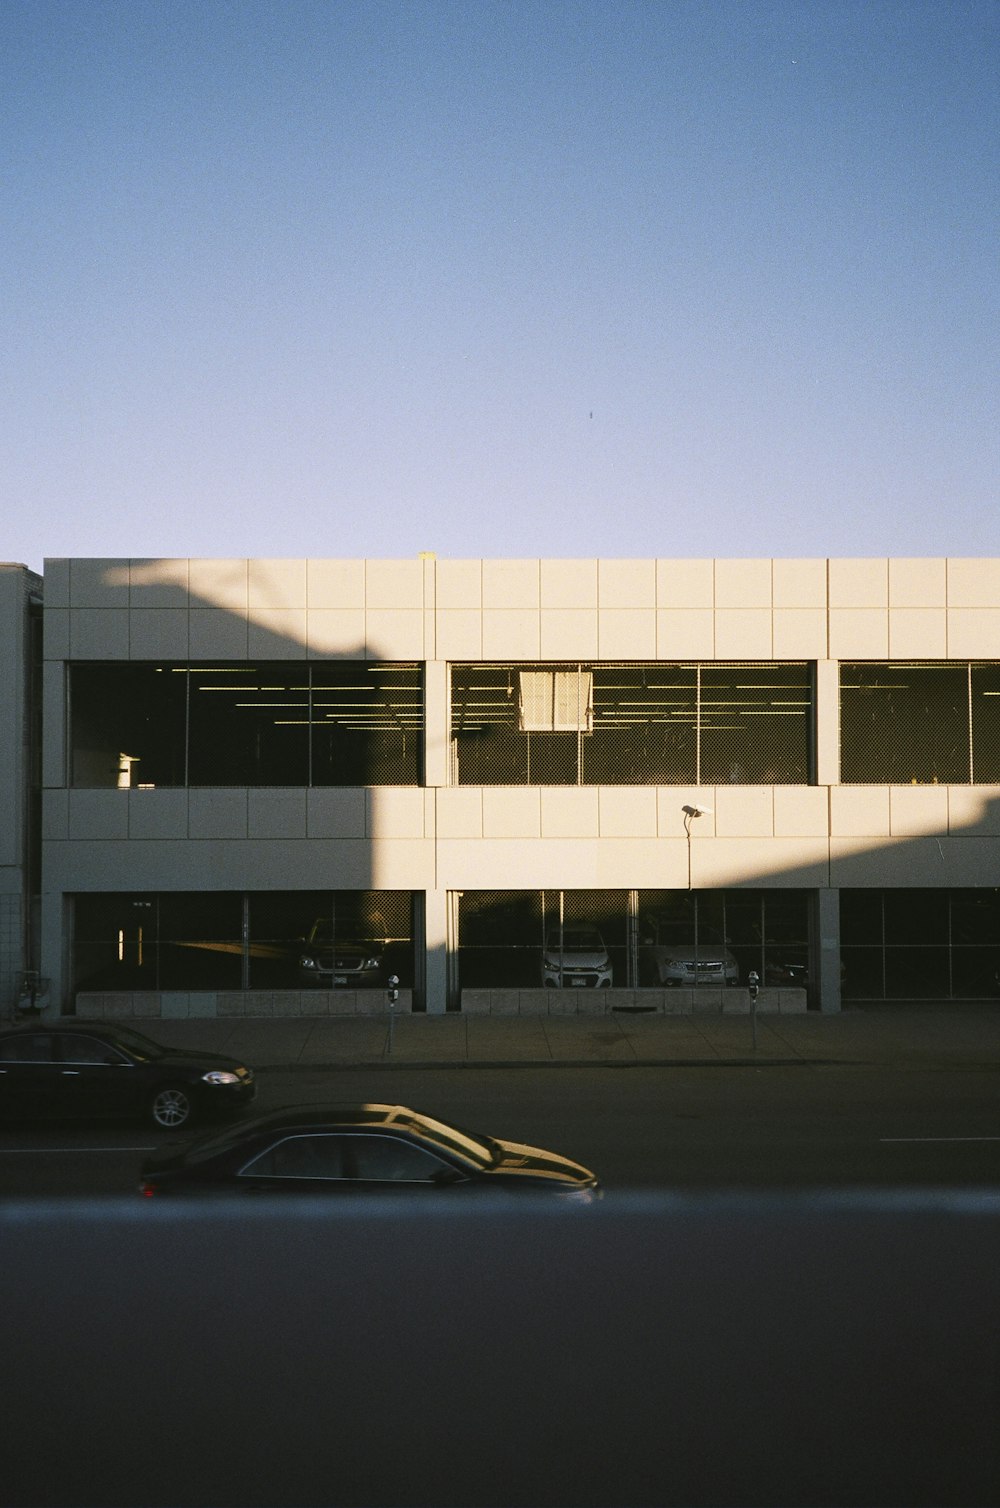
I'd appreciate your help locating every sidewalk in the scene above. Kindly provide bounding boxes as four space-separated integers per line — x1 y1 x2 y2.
142 1006 1000 1071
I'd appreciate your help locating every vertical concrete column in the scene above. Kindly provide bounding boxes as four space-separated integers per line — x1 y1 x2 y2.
40 888 67 1016
816 887 842 1014
423 661 449 788
423 885 449 1014
814 659 840 788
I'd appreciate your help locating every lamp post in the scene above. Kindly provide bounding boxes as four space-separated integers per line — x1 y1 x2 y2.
681 803 711 891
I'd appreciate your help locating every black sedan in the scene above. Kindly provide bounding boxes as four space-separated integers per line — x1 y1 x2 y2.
140 1103 601 1200
0 1022 255 1130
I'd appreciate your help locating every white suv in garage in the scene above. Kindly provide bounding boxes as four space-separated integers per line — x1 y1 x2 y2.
541 927 613 988
638 914 739 987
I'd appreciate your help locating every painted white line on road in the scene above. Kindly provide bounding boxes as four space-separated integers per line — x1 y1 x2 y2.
0 1146 156 1154
880 1136 1000 1144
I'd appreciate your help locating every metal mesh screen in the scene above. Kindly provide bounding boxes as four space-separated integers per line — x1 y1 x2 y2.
455 889 810 994
72 890 415 995
841 888 1000 999
840 663 1000 784
450 664 812 784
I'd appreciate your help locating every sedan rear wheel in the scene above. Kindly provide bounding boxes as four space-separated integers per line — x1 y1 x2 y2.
150 1085 194 1130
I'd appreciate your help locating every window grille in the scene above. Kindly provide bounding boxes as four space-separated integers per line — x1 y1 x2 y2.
451 663 812 785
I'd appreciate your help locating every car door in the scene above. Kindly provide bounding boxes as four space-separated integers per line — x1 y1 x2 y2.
235 1132 353 1193
53 1034 139 1119
0 1034 58 1118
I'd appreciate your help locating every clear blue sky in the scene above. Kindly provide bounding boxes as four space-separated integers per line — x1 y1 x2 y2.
3 0 997 573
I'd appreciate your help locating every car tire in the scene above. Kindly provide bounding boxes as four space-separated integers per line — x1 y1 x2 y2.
150 1085 194 1131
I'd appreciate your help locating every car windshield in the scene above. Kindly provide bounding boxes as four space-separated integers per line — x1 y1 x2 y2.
395 1111 497 1168
655 922 727 948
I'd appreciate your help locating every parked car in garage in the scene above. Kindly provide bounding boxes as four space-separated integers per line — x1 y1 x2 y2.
140 1103 602 1200
297 919 385 987
541 927 613 988
0 1022 256 1130
638 914 740 986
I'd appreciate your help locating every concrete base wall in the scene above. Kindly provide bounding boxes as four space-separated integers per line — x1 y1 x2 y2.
460 987 807 1015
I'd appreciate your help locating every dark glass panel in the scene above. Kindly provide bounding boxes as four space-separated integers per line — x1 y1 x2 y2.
699 665 811 784
883 890 948 946
311 664 421 786
884 946 950 999
840 664 969 784
70 665 186 788
970 665 1000 782
840 890 883 946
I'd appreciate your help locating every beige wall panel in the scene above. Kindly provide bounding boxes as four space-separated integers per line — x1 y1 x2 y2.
129 610 189 660
248 559 307 609
436 838 602 890
692 837 830 888
363 609 425 658
367 787 425 839
539 609 599 659
482 787 541 838
656 559 713 608
889 785 949 838
248 790 309 840
830 786 891 836
128 790 188 840
597 787 658 837
70 609 130 659
598 559 656 608
423 660 449 788
889 558 946 607
773 787 830 837
594 838 688 887
42 790 69 840
828 609 889 658
188 560 249 612
187 789 248 839
814 660 840 787
127 558 190 607
946 558 1000 607
830 834 1000 887
306 560 365 609
44 609 70 660
540 559 598 608
364 559 424 609
772 609 828 659
435 610 483 659
714 609 772 659
482 610 541 658
656 609 714 658
657 788 717 835
435 788 484 838
947 787 1000 836
306 789 366 838
772 559 827 607
368 838 436 890
946 609 1000 657
597 609 656 659
189 609 249 659
482 560 540 609
715 558 772 608
714 787 774 837
541 787 600 837
69 559 130 607
888 609 947 658
306 609 367 657
828 558 888 607
247 610 309 657
69 790 129 840
44 559 70 607
436 560 482 609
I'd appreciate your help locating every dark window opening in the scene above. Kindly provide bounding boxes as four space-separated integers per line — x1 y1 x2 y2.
839 663 1000 785
841 889 1000 1001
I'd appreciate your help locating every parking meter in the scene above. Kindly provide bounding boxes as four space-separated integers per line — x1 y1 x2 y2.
748 970 760 1049
386 975 400 1056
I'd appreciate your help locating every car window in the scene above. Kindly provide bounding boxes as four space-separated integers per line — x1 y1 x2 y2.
350 1134 454 1182
57 1035 129 1066
240 1134 350 1181
0 1034 54 1063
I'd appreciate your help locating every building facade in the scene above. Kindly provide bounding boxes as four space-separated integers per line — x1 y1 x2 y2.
7 555 1000 1021
0 563 42 1014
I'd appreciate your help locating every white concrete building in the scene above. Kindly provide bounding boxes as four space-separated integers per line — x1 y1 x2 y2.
9 556 1000 1020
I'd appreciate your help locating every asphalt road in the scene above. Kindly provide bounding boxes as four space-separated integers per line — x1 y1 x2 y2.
2 1061 999 1196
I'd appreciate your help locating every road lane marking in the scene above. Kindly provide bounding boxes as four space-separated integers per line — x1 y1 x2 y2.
0 1146 156 1154
880 1136 1000 1143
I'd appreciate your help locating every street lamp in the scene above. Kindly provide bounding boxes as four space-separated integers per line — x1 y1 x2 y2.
682 803 712 891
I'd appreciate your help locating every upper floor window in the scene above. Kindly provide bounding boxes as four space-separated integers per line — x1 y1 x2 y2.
839 663 1000 784
450 663 814 785
68 662 422 787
